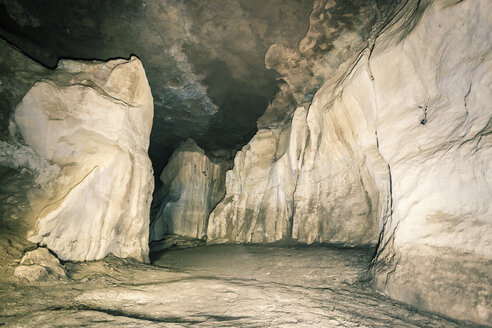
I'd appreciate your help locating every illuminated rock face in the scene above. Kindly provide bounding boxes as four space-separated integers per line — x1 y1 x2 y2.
207 105 381 245
208 0 492 324
14 57 154 262
151 140 228 241
367 1 492 324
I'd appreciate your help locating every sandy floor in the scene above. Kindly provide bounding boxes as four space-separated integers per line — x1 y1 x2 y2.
0 244 485 327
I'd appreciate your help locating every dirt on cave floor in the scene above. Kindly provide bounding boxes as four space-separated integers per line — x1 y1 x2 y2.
0 242 488 327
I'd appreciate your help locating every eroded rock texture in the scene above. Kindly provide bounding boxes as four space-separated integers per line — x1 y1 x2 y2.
151 140 228 241
0 0 314 169
207 0 398 245
367 1 492 324
0 0 490 325
208 0 492 324
14 247 66 282
10 55 154 262
207 104 381 245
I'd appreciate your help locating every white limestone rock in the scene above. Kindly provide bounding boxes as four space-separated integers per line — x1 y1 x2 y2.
207 105 381 245
14 56 154 262
14 265 49 282
207 109 304 243
208 0 492 324
150 140 228 241
14 247 66 281
366 0 492 325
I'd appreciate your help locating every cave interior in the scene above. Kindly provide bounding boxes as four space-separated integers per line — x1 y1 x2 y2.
0 0 491 327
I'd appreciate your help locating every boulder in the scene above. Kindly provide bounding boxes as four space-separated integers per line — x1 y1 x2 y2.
14 265 49 282
14 248 66 281
14 56 154 262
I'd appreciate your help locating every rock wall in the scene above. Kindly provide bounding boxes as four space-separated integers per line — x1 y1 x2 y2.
151 140 228 241
208 0 492 324
206 0 399 246
207 103 382 245
0 0 316 171
367 0 492 324
12 56 154 262
0 39 49 141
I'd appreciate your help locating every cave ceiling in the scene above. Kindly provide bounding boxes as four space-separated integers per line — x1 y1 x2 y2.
0 0 313 171
0 0 400 173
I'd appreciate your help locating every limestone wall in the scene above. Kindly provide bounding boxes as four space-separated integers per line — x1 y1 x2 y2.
207 0 492 324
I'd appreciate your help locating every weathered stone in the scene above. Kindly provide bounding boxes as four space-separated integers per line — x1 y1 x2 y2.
14 264 49 282
366 0 492 325
13 56 154 262
15 248 66 281
207 110 303 243
0 0 490 326
151 140 228 241
207 101 381 245
209 0 492 325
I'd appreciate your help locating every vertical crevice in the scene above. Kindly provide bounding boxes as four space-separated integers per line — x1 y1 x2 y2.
287 107 310 241
365 32 399 286
287 173 299 240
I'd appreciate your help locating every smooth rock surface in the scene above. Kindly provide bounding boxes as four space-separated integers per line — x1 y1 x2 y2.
13 56 154 262
1 245 484 328
151 140 228 241
366 0 492 325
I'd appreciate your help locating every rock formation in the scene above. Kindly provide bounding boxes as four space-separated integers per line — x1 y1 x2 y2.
208 0 492 325
366 1 492 324
151 140 228 241
0 0 490 326
0 0 314 170
14 248 66 282
9 54 154 262
207 105 381 245
207 0 399 245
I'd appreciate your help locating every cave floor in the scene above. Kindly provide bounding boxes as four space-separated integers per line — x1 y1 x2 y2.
0 244 483 327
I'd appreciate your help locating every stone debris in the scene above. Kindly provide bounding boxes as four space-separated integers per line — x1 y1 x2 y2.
14 248 66 282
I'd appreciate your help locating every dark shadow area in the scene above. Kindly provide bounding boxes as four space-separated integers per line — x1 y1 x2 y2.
0 0 313 177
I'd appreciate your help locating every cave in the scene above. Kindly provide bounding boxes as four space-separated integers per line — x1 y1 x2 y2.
0 0 491 327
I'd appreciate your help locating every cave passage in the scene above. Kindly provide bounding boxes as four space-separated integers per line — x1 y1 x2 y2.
0 0 491 326
0 244 478 327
